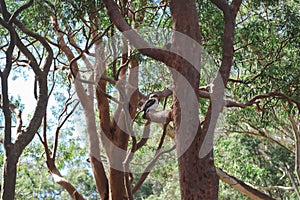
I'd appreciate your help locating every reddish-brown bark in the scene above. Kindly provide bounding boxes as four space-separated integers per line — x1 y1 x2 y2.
169 1 220 198
46 157 85 200
103 0 222 198
51 15 110 199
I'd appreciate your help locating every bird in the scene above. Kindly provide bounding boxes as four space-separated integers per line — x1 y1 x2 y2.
141 94 159 117
131 94 159 123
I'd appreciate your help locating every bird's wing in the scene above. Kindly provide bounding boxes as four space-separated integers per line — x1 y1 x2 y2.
142 98 156 111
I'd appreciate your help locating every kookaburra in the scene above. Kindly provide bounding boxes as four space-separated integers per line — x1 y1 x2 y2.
132 94 159 122
141 94 159 117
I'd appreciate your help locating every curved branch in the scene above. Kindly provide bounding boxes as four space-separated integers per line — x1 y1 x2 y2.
226 92 300 109
10 15 53 158
8 0 33 23
102 0 175 66
0 16 17 149
210 0 228 12
51 169 86 200
53 101 79 160
13 19 53 74
0 19 16 77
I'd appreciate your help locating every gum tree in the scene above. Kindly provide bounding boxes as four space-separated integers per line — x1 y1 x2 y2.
1 0 299 199
102 0 242 198
0 0 53 199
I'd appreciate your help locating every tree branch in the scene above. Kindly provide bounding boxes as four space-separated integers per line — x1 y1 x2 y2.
285 163 300 199
8 0 33 23
228 129 293 154
210 0 228 12
210 0 242 86
0 0 11 21
217 168 276 200
38 106 86 200
226 92 300 109
123 135 136 200
53 100 79 160
102 0 176 67
132 145 176 194
0 15 16 149
135 122 151 151
257 186 294 191
230 0 243 16
13 19 53 74
51 171 86 200
2 2 53 157
90 155 109 200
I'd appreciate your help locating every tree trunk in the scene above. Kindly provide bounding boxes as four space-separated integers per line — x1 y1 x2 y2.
1 153 18 200
107 121 129 199
170 0 219 199
103 0 222 198
178 130 219 199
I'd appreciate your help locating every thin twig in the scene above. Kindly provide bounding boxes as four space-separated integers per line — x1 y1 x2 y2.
132 121 171 194
132 145 176 194
53 101 79 160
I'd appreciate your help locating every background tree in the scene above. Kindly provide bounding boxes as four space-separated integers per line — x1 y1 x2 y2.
0 0 53 199
214 0 300 199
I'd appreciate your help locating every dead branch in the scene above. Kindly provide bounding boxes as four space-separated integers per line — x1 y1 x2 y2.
228 129 293 154
285 163 300 199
